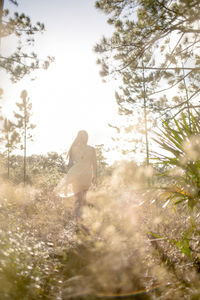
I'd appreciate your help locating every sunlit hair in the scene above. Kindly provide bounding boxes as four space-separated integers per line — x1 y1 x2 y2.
73 130 88 146
67 130 88 162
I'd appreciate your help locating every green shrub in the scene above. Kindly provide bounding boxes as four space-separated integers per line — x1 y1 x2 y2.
153 112 200 208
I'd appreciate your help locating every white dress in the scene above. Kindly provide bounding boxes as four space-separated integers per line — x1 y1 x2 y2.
55 145 95 198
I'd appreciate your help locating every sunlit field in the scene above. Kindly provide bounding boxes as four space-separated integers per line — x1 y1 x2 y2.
1 157 200 299
2 0 200 299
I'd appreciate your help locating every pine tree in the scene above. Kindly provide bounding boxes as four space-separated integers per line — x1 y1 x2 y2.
14 89 36 184
0 0 54 82
1 118 20 178
0 87 3 120
95 144 109 182
115 52 165 165
95 0 200 116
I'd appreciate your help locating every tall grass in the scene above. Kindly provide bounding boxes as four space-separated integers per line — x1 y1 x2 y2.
0 159 200 299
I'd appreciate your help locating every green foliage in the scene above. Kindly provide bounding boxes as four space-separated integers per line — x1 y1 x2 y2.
0 118 20 178
153 112 200 207
95 144 109 182
28 152 68 190
113 57 162 165
1 118 19 150
95 0 200 117
176 232 192 258
14 90 36 184
0 1 54 82
149 230 192 258
0 188 64 299
0 152 67 188
94 0 200 163
1 163 200 299
0 230 62 299
14 90 36 142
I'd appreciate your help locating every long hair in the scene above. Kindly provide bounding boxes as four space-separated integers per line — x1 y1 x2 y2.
67 130 88 164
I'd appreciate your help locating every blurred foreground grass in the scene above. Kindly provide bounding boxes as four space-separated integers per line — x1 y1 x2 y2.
0 169 200 299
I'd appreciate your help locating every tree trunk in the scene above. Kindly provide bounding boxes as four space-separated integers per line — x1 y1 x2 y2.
0 0 3 26
7 148 10 179
24 107 27 185
142 63 149 167
182 62 191 129
142 63 150 187
0 0 4 47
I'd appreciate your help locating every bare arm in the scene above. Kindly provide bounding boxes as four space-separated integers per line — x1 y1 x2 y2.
92 148 97 185
66 148 73 169
68 154 73 168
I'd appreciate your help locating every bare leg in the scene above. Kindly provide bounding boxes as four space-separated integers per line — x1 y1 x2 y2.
74 190 88 221
82 190 88 206
74 192 82 222
80 190 90 234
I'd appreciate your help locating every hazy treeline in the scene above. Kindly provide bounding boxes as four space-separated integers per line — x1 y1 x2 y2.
0 144 111 188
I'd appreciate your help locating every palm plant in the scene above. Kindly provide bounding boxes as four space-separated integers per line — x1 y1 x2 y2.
153 112 200 208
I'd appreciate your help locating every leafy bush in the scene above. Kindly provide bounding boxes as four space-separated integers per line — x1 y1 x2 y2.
0 182 75 299
153 112 200 208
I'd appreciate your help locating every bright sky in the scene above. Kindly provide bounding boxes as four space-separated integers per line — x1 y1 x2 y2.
1 0 121 159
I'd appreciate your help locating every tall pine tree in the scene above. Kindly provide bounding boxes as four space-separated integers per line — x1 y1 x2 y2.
1 118 20 178
14 89 35 184
95 0 200 117
0 88 3 120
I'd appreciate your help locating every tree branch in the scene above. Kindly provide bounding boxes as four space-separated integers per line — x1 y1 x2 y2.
148 70 193 97
170 104 200 120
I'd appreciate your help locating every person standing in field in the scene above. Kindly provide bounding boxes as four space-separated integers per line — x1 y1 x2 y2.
55 130 97 220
